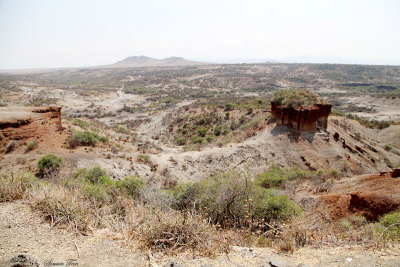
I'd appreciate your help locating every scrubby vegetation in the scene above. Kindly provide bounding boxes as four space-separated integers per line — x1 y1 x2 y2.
71 118 90 129
273 89 325 107
73 166 145 201
68 129 108 148
379 210 400 239
25 140 38 153
37 154 63 176
256 166 337 188
331 109 397 129
1 159 399 256
1 62 400 260
0 172 38 202
171 172 302 228
165 100 268 149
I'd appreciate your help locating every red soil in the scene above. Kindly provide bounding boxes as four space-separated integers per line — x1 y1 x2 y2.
0 107 64 154
318 171 400 221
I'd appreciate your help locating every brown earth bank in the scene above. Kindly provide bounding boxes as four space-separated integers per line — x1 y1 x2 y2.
317 171 400 222
0 107 64 155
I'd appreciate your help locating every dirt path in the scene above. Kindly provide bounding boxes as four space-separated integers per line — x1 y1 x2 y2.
1 201 399 267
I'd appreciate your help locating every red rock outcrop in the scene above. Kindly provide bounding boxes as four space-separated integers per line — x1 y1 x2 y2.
271 102 332 132
0 107 63 153
318 171 400 222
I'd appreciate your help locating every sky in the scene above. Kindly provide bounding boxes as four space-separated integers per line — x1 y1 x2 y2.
0 0 399 69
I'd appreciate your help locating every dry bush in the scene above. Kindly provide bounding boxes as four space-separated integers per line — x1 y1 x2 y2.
24 140 38 153
260 218 309 253
33 190 91 234
29 178 135 233
130 206 226 257
0 173 37 202
277 232 295 253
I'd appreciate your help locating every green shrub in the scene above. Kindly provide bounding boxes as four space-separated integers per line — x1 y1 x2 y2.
171 182 201 210
349 215 367 227
176 138 186 146
251 187 303 221
379 210 400 238
239 115 246 124
256 166 318 188
225 112 230 120
198 128 207 137
75 167 145 202
83 182 117 203
205 135 214 143
74 168 87 178
256 166 288 188
171 172 302 226
192 136 204 144
116 176 145 199
224 103 234 111
289 166 309 179
214 126 222 136
37 154 63 176
83 166 113 185
239 117 263 130
69 130 108 147
329 169 339 178
385 144 393 151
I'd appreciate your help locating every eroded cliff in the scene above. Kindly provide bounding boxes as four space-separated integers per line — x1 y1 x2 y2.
271 102 332 132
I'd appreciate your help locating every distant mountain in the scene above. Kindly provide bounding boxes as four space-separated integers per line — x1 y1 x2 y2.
108 56 207 67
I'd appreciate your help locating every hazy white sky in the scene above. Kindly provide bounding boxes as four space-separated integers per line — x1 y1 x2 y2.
0 0 399 69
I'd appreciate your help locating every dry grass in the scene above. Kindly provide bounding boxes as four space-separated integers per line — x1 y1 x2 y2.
0 173 37 202
1 168 398 256
129 206 227 256
0 171 233 256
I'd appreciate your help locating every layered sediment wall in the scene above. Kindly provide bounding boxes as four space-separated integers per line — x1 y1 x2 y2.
271 102 332 132
0 107 62 153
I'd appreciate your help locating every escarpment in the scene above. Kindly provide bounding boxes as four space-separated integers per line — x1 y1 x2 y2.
271 102 332 132
0 107 63 153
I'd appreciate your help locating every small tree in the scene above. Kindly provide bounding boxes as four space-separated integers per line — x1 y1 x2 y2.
37 154 63 176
